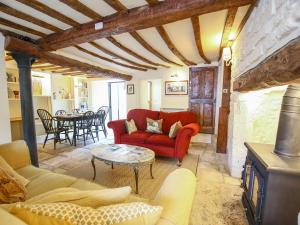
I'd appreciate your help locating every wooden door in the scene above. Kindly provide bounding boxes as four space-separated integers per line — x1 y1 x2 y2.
189 67 217 134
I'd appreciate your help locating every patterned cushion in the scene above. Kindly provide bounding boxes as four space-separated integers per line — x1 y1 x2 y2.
169 121 182 138
146 118 163 134
125 119 138 134
11 202 162 225
0 156 29 187
0 168 27 204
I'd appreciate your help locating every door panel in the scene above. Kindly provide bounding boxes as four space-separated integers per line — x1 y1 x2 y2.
189 67 217 134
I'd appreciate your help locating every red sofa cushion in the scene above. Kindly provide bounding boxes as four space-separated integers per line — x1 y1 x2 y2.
159 111 198 134
120 131 153 144
145 134 175 147
127 109 159 131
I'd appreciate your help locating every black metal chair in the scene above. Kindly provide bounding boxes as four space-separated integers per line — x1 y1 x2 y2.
55 110 67 116
93 106 109 139
77 111 95 146
72 108 80 114
37 109 71 149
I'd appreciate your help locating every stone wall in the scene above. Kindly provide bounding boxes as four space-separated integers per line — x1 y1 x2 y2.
227 0 300 177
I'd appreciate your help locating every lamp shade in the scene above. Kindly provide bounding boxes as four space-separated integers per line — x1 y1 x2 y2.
223 47 231 61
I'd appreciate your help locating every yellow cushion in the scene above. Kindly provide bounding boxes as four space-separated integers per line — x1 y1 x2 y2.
11 202 162 225
26 186 132 208
16 165 50 181
0 167 27 204
0 156 29 187
0 207 27 225
25 173 76 199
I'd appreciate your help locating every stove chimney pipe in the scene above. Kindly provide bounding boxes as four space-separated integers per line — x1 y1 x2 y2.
274 85 300 157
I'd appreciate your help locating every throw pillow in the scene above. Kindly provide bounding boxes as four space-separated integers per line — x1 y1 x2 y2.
0 167 27 204
146 118 163 134
0 156 29 187
125 119 138 134
11 202 162 225
26 186 132 208
169 121 183 138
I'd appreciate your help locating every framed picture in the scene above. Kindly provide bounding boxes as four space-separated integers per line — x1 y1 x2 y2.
165 80 188 95
127 84 134 94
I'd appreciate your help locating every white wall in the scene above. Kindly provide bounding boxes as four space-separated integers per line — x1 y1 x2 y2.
228 0 300 177
0 33 11 144
126 79 139 112
139 79 162 110
90 80 109 111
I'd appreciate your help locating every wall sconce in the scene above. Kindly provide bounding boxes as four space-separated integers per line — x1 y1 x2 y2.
223 47 232 66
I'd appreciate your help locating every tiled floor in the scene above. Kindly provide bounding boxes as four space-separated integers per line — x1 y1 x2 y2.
37 133 247 225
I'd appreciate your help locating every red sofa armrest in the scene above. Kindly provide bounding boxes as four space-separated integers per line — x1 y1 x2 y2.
107 119 127 144
175 123 200 161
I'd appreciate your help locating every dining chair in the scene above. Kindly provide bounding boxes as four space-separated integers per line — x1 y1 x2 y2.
72 108 80 114
93 106 109 139
77 111 95 146
37 109 71 149
93 109 106 140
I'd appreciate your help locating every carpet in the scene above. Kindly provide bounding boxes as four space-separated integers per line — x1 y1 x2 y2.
65 147 199 199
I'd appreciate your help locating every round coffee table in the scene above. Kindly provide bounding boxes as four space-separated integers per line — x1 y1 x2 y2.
90 144 155 194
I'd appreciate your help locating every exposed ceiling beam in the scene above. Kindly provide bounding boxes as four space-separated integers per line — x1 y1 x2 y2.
0 28 36 43
15 0 79 26
89 41 156 70
38 0 254 50
74 45 147 71
233 36 300 91
103 0 127 12
0 18 47 37
0 3 61 32
191 16 210 64
145 0 160 6
130 31 182 67
107 36 168 68
59 0 103 20
219 7 238 58
5 36 132 81
32 65 61 70
235 3 256 40
62 71 85 76
50 68 73 73
156 26 196 66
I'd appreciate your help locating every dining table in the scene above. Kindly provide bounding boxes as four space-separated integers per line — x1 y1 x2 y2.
55 113 84 146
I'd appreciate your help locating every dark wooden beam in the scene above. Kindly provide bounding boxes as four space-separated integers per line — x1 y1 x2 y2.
0 28 35 43
235 3 256 40
38 0 254 50
0 3 61 32
217 63 231 153
89 41 156 70
103 0 127 12
107 36 166 68
15 0 79 26
0 18 47 37
74 45 147 71
32 65 61 70
233 37 300 92
219 7 238 58
5 36 132 81
145 0 160 6
191 16 210 64
59 0 103 20
130 31 181 67
63 71 84 76
156 26 196 66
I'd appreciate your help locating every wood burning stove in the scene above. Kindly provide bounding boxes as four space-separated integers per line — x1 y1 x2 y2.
242 86 300 225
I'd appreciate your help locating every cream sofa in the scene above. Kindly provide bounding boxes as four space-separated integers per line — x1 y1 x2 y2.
0 140 196 225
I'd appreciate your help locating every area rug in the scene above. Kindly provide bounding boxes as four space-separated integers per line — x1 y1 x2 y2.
65 148 199 199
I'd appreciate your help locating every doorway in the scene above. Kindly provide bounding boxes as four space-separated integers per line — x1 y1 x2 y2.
189 67 218 134
108 82 126 121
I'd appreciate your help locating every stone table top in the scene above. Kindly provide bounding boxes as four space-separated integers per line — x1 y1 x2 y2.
90 144 155 166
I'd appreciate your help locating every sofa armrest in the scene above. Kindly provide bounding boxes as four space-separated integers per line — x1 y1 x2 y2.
0 140 31 170
107 119 127 144
174 123 200 160
152 168 196 225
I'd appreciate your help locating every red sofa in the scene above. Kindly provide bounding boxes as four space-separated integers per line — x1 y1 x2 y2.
107 109 200 165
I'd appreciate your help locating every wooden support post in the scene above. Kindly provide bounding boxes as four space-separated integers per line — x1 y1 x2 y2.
12 52 39 166
217 63 231 153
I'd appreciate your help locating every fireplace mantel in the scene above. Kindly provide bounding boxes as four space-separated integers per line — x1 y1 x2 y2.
233 36 300 92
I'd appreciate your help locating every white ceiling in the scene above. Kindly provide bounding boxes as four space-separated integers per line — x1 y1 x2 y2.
2 0 250 77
